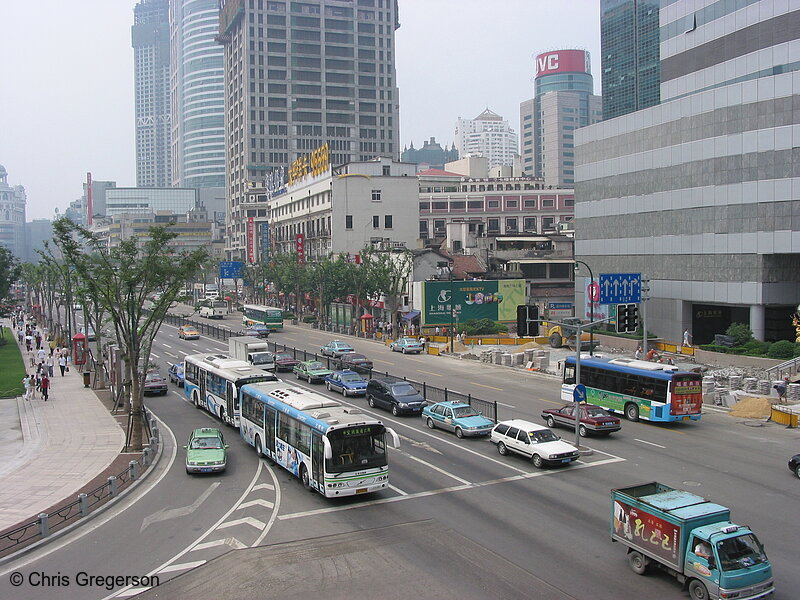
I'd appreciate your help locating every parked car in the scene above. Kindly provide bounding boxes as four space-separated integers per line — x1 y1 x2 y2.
423 401 494 438
274 352 300 372
184 428 228 474
168 362 185 387
366 377 426 416
143 370 169 396
389 337 424 354
293 360 333 383
789 453 800 478
320 340 355 358
178 325 200 340
324 370 368 396
541 403 622 437
490 419 579 469
337 352 373 371
241 324 270 338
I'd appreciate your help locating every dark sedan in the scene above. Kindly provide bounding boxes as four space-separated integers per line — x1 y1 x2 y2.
541 403 622 437
241 324 270 338
274 352 300 372
338 352 373 372
789 454 800 478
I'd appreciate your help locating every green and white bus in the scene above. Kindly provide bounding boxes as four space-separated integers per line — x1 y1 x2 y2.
242 304 284 332
239 381 399 497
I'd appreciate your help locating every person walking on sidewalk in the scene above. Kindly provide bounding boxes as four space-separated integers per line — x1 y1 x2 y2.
46 354 54 377
28 374 38 399
22 374 32 401
40 374 50 401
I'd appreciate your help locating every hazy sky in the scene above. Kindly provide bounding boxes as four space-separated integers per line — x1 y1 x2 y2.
0 0 600 221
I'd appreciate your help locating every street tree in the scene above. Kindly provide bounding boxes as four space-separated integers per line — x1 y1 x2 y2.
366 248 413 320
0 246 21 323
52 218 207 450
307 255 350 323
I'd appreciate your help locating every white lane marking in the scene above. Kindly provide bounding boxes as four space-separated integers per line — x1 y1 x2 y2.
192 537 247 551
251 459 283 547
252 482 274 491
217 516 267 530
279 455 626 521
150 353 160 359
238 498 274 510
401 452 471 485
140 481 222 531
388 484 408 496
158 560 207 573
634 439 666 448
162 343 173 349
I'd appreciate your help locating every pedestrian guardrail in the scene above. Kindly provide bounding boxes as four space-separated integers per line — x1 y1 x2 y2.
0 409 161 560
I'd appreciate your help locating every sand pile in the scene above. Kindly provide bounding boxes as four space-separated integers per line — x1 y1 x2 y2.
516 341 545 351
729 396 773 419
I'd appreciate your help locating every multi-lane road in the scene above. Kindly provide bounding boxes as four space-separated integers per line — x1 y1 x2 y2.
1 317 797 599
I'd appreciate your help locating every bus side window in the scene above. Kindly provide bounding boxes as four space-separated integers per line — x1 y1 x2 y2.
564 365 575 385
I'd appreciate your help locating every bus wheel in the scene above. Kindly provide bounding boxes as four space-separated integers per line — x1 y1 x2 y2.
254 436 263 457
219 408 226 424
549 333 562 348
688 580 708 600
625 403 640 422
299 465 311 491
192 391 201 409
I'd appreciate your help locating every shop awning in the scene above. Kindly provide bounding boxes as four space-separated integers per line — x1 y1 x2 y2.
359 313 374 320
401 310 420 321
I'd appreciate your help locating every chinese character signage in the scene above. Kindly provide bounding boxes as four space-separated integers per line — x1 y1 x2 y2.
422 280 525 326
295 233 305 263
219 261 244 279
246 218 255 264
612 499 681 569
264 167 286 200
260 223 271 263
288 143 330 185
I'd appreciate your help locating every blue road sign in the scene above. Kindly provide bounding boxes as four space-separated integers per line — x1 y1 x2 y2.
219 261 244 279
599 273 641 304
573 384 587 403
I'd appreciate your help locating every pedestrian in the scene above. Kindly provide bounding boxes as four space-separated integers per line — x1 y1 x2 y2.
435 326 440 336
28 374 37 399
774 378 789 404
683 329 692 347
37 347 46 363
40 374 50 401
635 345 642 360
58 352 67 376
25 335 32 352
46 354 54 377
646 348 659 362
22 374 32 401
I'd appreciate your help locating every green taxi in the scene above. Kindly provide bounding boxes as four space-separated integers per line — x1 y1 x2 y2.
184 428 228 474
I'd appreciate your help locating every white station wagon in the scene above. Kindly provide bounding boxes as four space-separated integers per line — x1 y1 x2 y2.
490 419 579 468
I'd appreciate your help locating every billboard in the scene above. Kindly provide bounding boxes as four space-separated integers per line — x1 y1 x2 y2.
535 49 590 77
422 280 525 326
246 217 255 263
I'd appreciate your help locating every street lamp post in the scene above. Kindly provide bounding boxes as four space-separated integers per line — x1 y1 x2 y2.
574 260 595 356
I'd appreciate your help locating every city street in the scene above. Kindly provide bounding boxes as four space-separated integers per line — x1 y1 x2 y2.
1 319 797 599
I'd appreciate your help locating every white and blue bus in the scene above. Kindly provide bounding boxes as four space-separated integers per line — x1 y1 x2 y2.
239 381 400 497
561 356 703 423
184 353 277 427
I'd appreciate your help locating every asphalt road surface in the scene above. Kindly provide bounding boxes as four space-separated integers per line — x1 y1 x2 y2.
1 318 796 599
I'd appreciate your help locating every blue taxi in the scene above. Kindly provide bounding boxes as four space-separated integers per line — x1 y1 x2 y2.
422 401 495 438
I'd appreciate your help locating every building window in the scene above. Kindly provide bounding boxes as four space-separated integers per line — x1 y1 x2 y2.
488 200 500 208
505 218 518 233
542 217 555 230
419 220 428 235
371 189 381 201
433 219 445 234
506 199 518 208
523 217 536 232
372 215 379 228
487 218 500 233
384 215 392 228
564 197 574 207
382 165 390 176
345 215 353 229
542 198 554 207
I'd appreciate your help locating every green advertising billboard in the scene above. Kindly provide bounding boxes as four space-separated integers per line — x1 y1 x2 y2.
422 279 525 326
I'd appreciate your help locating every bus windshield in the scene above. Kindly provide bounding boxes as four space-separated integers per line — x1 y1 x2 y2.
327 425 387 473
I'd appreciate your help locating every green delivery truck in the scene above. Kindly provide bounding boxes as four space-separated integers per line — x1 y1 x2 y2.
611 482 774 600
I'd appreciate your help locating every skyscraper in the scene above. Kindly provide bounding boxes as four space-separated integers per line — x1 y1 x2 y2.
600 0 660 120
454 109 518 170
132 0 172 188
217 0 401 261
169 0 226 188
520 50 602 186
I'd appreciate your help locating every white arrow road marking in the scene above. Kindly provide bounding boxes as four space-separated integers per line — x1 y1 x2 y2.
140 482 221 532
217 516 266 530
192 537 247 551
158 560 207 574
252 482 274 491
238 498 274 510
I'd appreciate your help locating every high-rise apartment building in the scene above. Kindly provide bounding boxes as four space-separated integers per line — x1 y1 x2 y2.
170 0 226 188
454 109 518 170
600 0 660 120
132 0 172 188
520 50 602 186
217 0 401 261
576 1 800 344
0 164 27 261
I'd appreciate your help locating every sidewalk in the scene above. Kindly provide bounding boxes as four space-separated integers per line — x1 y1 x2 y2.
0 329 124 533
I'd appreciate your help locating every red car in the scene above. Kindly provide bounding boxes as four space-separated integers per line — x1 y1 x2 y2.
540 403 621 437
274 352 300 372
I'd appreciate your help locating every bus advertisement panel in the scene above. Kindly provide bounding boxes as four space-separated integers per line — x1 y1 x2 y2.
242 304 284 331
239 381 399 497
561 356 702 423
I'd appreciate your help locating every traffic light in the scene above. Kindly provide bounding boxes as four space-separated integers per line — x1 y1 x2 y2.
516 305 540 337
616 303 639 333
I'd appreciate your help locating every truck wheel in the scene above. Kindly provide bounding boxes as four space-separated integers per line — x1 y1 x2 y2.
549 333 562 348
626 550 648 575
688 580 708 600
625 403 640 422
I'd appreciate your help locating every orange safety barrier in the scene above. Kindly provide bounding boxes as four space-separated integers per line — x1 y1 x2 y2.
771 405 798 428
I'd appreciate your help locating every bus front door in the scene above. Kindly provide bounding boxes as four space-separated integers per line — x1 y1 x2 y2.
226 382 236 426
311 432 324 489
265 406 277 456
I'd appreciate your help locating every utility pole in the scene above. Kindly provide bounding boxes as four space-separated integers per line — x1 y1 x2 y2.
641 276 650 355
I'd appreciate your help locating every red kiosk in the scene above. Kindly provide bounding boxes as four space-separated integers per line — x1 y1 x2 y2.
72 332 90 387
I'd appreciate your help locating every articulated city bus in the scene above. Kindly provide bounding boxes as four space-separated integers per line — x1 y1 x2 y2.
239 381 399 497
561 356 702 423
242 304 284 332
184 353 277 427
